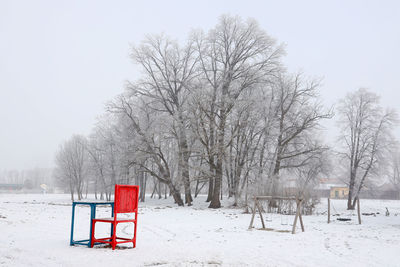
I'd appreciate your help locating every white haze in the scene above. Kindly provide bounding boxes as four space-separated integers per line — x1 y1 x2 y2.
0 0 399 170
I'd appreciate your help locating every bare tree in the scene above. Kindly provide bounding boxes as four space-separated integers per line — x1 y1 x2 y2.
268 73 333 195
108 94 185 206
86 119 121 201
55 135 88 201
388 146 400 198
223 89 264 206
129 35 198 205
194 15 283 208
54 15 336 210
337 88 397 209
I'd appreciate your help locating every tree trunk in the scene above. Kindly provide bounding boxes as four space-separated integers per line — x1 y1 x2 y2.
206 177 214 202
69 181 74 201
178 115 193 206
94 179 98 200
167 181 184 206
158 180 162 199
209 82 228 209
151 180 157 198
206 91 216 202
209 146 223 208
347 169 356 210
180 149 193 205
76 180 82 200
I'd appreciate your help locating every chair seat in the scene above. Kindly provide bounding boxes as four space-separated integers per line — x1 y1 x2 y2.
93 217 136 223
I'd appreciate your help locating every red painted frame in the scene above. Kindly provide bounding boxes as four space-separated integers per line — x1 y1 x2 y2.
91 184 139 250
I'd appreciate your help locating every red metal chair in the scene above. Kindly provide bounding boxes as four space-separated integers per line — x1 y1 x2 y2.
91 184 139 250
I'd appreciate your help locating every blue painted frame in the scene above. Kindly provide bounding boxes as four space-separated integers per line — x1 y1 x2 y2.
70 201 114 247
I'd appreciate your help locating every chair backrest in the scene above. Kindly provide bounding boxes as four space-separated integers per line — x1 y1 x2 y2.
114 184 139 214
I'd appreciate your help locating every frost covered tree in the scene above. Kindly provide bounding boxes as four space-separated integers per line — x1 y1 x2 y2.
55 135 88 201
337 88 397 209
129 35 198 205
193 15 284 208
108 94 185 206
267 73 333 195
86 116 123 200
388 147 400 198
223 90 265 206
54 14 335 208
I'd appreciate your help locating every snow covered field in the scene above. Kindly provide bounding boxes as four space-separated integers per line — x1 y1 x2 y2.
0 194 399 267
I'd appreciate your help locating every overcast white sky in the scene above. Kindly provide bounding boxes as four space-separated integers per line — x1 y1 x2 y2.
0 0 399 170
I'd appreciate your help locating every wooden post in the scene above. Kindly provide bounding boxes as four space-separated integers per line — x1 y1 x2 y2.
292 199 301 234
298 200 304 232
248 197 257 230
256 199 266 229
357 197 361 225
327 198 330 224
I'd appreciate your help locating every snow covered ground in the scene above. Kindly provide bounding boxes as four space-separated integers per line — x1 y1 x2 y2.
0 193 399 267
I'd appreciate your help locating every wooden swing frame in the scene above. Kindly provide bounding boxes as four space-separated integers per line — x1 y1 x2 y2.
248 196 305 234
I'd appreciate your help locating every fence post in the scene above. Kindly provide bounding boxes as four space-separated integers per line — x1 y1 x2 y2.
327 198 330 224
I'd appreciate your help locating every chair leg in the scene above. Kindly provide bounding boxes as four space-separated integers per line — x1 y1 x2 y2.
133 212 138 248
90 220 96 248
70 204 76 246
111 222 117 250
133 222 136 248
